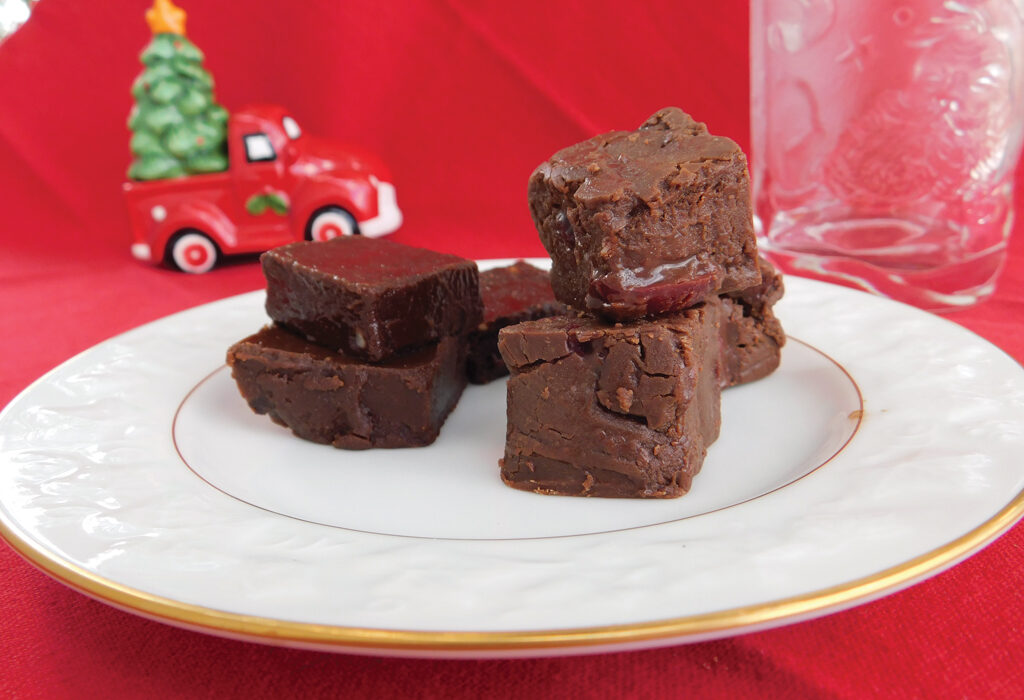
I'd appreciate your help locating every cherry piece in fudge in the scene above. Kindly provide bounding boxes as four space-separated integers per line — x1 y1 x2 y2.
528 107 760 320
262 237 482 362
467 261 567 384
497 304 722 498
227 325 467 449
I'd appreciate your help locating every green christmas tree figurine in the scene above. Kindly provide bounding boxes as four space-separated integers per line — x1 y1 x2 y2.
127 0 229 180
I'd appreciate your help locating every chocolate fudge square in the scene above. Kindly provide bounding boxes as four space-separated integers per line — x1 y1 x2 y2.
263 237 482 362
721 257 786 387
227 325 467 449
467 261 567 384
721 299 785 387
497 304 722 498
529 107 760 320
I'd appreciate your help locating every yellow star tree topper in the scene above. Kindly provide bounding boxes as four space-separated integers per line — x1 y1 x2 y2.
146 0 186 36
127 0 229 179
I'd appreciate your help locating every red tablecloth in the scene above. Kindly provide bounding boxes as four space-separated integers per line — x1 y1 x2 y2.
2 1 1023 697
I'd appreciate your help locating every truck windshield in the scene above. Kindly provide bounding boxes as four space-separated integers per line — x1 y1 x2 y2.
243 133 276 162
282 116 302 140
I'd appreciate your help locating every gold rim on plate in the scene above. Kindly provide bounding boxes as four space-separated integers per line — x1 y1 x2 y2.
3 486 1023 653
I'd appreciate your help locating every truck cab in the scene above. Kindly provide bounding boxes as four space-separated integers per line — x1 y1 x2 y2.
124 105 401 272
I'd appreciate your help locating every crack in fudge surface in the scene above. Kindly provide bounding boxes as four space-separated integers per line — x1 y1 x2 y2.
497 306 723 498
495 258 787 498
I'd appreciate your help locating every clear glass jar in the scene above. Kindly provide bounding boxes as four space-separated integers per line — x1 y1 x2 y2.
751 0 1024 309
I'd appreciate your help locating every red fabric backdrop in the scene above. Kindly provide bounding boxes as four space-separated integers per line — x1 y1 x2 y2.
1 1 1023 697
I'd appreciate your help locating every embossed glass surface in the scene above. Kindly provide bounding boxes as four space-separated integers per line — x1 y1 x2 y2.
751 0 1024 309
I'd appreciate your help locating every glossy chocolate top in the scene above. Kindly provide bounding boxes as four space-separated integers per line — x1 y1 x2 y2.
264 237 473 289
478 261 561 324
262 237 481 361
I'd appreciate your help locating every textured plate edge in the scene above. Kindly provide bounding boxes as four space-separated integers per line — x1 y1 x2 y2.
1 268 1024 656
2 485 1023 656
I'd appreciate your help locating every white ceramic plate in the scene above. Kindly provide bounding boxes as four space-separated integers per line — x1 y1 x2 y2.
1 260 1023 658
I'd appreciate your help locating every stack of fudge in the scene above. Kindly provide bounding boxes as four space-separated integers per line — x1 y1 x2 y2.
227 237 483 449
497 108 785 498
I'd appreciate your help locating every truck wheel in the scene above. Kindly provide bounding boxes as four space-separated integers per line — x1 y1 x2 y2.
167 231 219 274
306 207 358 242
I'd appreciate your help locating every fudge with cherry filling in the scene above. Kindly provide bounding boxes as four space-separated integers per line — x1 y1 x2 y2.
721 257 786 387
497 304 722 498
263 237 482 362
467 261 566 384
227 325 467 449
528 107 760 320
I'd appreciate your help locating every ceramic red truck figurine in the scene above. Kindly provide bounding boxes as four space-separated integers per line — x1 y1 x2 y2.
124 1 400 273
124 104 402 273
